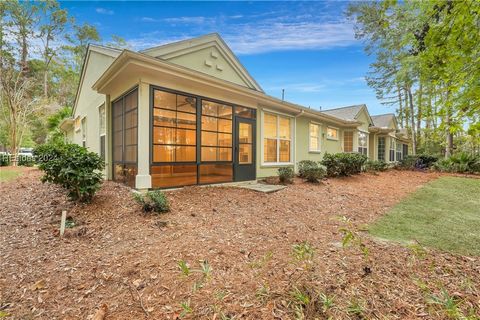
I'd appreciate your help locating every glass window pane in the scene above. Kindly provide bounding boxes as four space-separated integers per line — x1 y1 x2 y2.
279 117 290 139
151 165 197 188
239 144 252 164
202 116 217 131
201 147 217 161
218 148 232 161
124 128 137 145
177 112 196 129
154 90 176 110
264 138 277 162
176 146 196 162
217 119 232 133
199 164 233 184
125 89 138 111
154 127 175 145
202 100 217 116
264 113 277 138
176 128 196 146
154 109 176 127
153 145 175 162
177 95 196 114
99 105 106 135
239 123 252 143
218 133 232 147
114 115 123 131
279 140 290 162
235 106 254 118
327 127 338 139
201 131 218 146
124 145 137 162
217 104 232 119
310 137 318 151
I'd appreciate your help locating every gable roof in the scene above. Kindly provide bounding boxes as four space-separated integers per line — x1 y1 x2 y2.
371 113 397 129
140 33 263 92
320 104 374 126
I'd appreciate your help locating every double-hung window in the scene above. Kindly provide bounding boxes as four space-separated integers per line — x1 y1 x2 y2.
396 142 402 161
263 112 292 163
344 131 353 152
309 123 321 152
358 131 368 155
389 138 395 161
377 137 385 161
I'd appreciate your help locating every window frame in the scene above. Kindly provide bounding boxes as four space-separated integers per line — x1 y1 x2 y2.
309 122 321 153
326 126 339 140
357 130 368 155
343 130 354 153
81 116 87 147
389 137 396 161
377 136 386 162
261 110 294 166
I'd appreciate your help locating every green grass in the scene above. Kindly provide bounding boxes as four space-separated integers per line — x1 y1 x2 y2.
370 176 480 256
0 168 22 182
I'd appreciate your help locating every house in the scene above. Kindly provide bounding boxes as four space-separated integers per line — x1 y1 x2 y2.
60 33 410 189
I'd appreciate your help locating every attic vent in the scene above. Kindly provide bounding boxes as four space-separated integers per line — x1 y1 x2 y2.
211 51 218 59
216 64 223 71
204 60 212 67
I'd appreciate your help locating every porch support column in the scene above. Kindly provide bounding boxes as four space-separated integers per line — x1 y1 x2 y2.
135 80 152 190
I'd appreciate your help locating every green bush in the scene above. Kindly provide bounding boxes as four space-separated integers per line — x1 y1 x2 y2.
278 166 295 184
34 142 105 202
134 190 170 213
398 154 438 170
321 153 368 177
303 166 326 183
0 154 11 166
298 160 318 178
364 160 388 172
18 155 35 167
433 152 480 174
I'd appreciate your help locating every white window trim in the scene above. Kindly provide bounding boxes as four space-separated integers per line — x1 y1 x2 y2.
81 116 87 146
309 122 321 153
260 110 295 166
98 104 106 137
326 126 339 140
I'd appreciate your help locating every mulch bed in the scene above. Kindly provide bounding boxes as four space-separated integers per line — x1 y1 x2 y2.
0 169 478 319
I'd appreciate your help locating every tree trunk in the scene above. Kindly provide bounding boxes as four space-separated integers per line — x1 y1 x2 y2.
44 69 48 97
445 90 453 158
397 85 404 127
417 83 423 147
407 87 417 155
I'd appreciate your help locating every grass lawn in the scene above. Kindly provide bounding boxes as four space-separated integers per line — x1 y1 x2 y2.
0 167 22 182
370 176 480 256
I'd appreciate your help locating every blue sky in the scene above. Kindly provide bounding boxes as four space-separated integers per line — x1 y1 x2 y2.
60 1 394 115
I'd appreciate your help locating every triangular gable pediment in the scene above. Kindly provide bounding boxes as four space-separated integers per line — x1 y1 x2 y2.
141 34 263 92
355 105 374 126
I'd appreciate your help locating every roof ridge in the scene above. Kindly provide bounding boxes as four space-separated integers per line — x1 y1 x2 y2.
321 104 365 112
139 33 220 53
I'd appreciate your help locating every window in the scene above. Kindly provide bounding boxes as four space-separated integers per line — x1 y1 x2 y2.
263 112 291 163
358 131 368 155
81 117 87 147
396 141 403 161
326 127 338 140
344 131 353 152
403 144 409 158
389 137 395 161
99 104 106 160
377 137 385 161
309 123 321 152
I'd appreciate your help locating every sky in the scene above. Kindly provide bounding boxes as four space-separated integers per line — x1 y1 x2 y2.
59 1 395 115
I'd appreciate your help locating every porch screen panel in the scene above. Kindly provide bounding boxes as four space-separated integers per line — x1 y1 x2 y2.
152 89 198 188
199 100 233 184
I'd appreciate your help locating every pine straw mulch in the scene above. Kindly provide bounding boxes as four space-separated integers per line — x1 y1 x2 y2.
0 168 479 319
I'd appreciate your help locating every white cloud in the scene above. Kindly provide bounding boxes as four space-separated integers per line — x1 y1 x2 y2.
96 8 114 15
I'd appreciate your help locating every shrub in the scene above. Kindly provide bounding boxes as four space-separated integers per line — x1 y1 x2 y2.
0 154 11 166
398 154 438 170
297 160 318 178
134 190 170 213
364 160 388 172
18 155 35 167
321 153 368 177
303 165 326 183
433 153 480 174
278 167 295 184
35 142 105 202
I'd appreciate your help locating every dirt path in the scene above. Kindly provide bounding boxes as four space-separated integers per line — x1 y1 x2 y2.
0 169 478 319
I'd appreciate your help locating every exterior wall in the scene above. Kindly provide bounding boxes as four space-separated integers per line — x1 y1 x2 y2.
165 46 251 89
369 133 376 160
71 50 117 175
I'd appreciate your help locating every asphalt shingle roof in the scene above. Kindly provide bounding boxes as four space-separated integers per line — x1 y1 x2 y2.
371 114 395 128
320 105 365 121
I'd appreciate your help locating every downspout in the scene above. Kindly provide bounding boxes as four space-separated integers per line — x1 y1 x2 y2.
293 110 304 173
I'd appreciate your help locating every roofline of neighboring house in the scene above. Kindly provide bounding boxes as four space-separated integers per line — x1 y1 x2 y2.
59 117 74 132
92 49 361 127
71 44 122 117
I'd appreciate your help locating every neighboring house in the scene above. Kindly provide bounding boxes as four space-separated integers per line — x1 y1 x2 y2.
60 33 410 190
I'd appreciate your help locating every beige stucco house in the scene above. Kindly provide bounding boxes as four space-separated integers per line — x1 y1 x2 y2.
60 33 410 189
